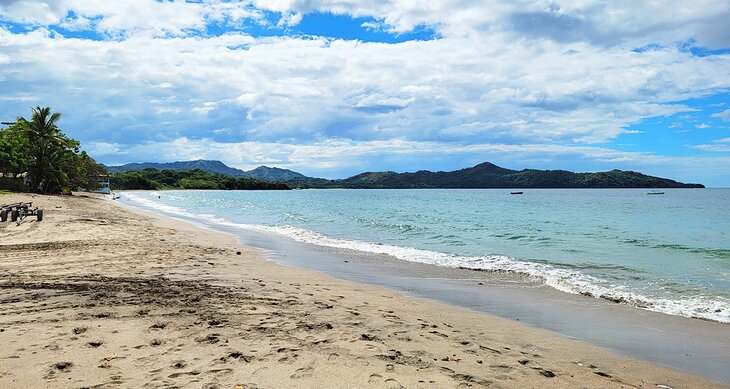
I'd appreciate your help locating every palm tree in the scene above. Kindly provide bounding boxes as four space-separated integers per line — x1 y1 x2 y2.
16 107 78 192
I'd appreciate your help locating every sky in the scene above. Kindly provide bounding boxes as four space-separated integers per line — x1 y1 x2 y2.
1 1 730 186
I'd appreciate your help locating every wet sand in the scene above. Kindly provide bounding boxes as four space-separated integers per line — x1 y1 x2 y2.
0 193 724 388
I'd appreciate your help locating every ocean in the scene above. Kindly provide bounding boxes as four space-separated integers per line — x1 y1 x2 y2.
122 188 730 323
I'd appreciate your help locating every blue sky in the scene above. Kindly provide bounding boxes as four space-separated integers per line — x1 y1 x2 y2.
1 1 730 186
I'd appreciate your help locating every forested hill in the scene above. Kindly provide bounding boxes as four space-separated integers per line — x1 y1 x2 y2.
328 162 704 189
110 169 290 190
107 160 704 189
106 160 304 182
106 160 244 176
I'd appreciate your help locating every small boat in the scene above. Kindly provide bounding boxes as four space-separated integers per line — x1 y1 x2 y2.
647 191 665 195
510 191 524 195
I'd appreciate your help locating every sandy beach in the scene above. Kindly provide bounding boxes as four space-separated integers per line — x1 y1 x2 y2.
0 193 724 388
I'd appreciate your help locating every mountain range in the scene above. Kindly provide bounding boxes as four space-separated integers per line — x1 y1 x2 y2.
105 160 305 182
105 160 704 188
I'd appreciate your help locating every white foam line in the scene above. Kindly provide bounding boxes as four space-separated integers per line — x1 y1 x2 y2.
120 192 730 323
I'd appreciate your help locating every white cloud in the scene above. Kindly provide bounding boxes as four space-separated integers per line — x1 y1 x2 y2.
691 137 730 153
0 0 66 25
712 108 730 122
1 23 729 148
1 1 730 185
1 1 729 48
0 0 265 36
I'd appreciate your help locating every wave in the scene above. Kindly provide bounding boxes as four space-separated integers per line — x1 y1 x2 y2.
623 239 730 260
121 192 730 323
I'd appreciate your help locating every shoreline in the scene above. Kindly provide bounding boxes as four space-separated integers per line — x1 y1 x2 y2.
121 190 730 383
119 188 730 325
0 193 725 388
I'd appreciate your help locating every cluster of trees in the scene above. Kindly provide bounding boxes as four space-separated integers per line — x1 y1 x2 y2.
0 107 106 193
111 168 290 190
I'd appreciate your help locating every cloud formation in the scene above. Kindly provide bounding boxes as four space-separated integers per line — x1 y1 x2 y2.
692 137 730 153
712 108 730 122
1 0 730 184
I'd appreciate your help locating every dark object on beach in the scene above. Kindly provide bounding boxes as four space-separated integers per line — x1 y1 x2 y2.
647 191 665 195
510 191 523 195
0 203 22 222
1 202 43 224
236 251 241 255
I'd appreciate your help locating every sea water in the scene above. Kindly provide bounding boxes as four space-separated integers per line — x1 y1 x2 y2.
122 188 730 323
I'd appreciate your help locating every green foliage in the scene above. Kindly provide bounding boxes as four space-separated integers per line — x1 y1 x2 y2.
64 151 108 191
110 169 290 190
0 106 107 193
0 127 31 177
298 162 704 189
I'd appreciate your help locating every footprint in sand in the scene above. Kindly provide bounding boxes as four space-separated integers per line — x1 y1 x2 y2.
51 361 73 372
531 366 556 377
289 366 314 379
150 339 163 347
167 370 201 379
452 373 492 386
88 340 104 348
384 378 403 388
195 334 221 344
223 352 253 363
360 333 378 341
368 373 382 384
364 344 380 352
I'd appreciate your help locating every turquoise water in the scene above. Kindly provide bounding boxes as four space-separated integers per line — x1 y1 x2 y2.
123 188 730 322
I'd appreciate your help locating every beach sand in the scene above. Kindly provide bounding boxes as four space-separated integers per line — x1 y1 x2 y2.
0 193 723 388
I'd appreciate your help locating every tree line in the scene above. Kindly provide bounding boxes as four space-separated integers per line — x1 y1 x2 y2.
1 107 106 193
110 168 290 190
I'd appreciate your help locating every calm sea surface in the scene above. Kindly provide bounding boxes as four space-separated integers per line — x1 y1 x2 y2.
123 188 730 322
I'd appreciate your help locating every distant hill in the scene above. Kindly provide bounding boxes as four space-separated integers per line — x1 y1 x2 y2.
244 166 306 182
332 162 704 188
106 160 246 176
107 160 306 182
106 160 704 188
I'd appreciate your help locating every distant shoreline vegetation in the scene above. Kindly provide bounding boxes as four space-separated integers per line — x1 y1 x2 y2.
108 160 705 189
110 168 291 191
